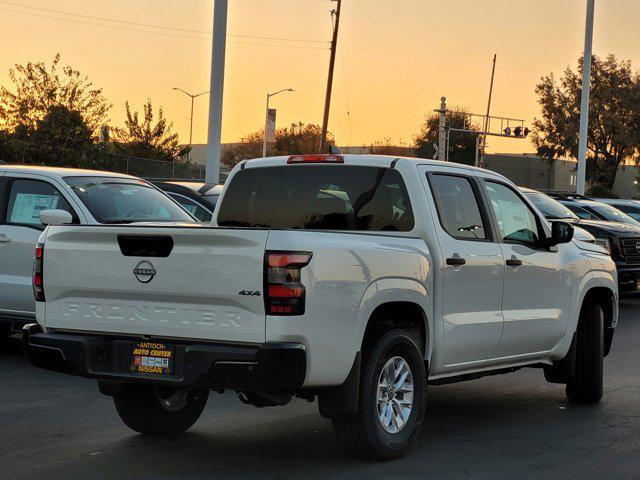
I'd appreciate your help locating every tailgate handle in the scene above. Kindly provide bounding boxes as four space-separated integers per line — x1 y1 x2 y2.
117 235 173 257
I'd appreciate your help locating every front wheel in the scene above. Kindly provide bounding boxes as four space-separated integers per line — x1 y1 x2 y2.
114 385 209 436
566 302 604 404
332 329 427 460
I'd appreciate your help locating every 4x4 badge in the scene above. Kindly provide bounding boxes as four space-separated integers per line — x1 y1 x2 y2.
238 290 261 296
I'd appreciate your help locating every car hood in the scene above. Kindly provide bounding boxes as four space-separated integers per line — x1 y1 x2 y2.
565 218 640 236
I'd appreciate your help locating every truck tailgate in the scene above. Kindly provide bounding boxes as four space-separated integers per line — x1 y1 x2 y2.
41 225 268 343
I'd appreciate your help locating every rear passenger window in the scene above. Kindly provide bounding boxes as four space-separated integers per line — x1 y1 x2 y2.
5 179 75 227
429 174 487 240
218 166 414 231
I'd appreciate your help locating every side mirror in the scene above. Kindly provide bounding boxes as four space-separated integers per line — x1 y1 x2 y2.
39 209 73 226
550 221 574 246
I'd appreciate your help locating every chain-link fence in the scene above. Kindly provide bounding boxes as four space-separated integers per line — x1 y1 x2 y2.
13 150 232 182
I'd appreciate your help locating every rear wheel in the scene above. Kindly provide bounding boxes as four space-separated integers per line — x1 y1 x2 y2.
332 329 427 460
114 385 209 435
566 302 604 404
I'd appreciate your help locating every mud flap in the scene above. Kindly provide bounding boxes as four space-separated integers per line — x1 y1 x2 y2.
318 352 361 419
544 332 577 384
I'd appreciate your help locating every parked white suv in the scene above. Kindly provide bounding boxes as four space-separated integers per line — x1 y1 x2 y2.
0 166 194 339
24 155 617 460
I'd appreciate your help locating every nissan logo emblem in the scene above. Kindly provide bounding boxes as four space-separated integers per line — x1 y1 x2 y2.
635 241 640 254
133 260 156 283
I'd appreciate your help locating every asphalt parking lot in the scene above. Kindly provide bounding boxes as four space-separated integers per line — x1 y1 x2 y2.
2 298 640 480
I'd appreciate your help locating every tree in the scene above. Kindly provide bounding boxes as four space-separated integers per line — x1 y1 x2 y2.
221 123 334 167
221 130 263 167
533 54 640 189
0 53 110 134
368 138 414 156
273 122 333 155
113 100 188 162
27 105 98 167
414 107 480 164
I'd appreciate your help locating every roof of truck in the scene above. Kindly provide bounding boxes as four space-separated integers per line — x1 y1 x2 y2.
241 154 508 178
0 165 136 179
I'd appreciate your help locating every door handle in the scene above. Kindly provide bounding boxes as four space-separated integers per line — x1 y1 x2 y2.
446 256 466 266
0 234 11 243
506 257 522 267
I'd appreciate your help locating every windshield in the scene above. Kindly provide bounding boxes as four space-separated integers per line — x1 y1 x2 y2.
589 203 640 227
65 176 194 224
525 192 577 220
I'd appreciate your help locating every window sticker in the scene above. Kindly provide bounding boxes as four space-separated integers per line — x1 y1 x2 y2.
10 193 60 224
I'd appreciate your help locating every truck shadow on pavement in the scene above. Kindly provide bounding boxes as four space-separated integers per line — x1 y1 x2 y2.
74 379 623 480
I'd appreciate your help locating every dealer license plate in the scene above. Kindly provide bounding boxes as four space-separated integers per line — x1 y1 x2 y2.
130 341 174 375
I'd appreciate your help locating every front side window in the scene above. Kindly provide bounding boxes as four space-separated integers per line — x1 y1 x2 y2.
65 177 193 224
485 182 540 245
565 204 597 220
429 174 487 240
5 179 75 227
217 166 414 231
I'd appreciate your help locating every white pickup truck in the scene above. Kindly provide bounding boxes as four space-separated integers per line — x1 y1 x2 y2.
24 154 618 460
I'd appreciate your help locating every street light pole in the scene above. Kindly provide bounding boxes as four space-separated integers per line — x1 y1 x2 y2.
576 0 595 195
262 88 294 158
172 88 210 162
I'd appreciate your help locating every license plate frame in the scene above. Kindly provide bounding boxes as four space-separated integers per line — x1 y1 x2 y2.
130 341 174 375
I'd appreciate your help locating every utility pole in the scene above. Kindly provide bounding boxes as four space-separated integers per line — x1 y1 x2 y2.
576 0 595 195
480 54 497 168
205 0 228 184
320 0 341 152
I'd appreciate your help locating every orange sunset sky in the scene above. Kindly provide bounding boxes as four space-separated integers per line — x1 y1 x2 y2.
1 0 640 155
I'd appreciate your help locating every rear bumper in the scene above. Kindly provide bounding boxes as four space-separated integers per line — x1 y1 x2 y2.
22 324 306 391
0 314 35 334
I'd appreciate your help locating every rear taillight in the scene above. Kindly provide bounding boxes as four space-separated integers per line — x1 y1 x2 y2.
33 243 45 302
265 251 312 315
287 154 343 164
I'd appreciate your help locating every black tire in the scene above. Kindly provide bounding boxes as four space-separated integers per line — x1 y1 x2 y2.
0 324 11 344
332 329 427 460
566 302 604 404
113 385 209 436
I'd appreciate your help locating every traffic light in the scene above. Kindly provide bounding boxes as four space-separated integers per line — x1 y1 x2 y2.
523 127 530 137
514 126 522 137
503 127 512 136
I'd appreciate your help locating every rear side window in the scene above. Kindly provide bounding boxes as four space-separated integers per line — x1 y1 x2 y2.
217 166 414 231
429 174 487 240
5 179 75 226
169 193 212 222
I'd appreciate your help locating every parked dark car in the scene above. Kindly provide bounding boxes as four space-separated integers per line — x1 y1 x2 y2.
152 181 223 222
591 198 640 222
548 193 640 228
522 188 640 292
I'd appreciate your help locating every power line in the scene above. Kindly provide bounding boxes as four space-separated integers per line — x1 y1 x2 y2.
0 7 329 50
0 0 327 44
